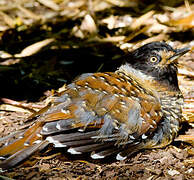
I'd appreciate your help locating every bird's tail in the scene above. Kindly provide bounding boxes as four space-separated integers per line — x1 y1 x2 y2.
0 121 49 169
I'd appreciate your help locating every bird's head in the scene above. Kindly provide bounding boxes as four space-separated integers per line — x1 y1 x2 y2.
124 41 190 89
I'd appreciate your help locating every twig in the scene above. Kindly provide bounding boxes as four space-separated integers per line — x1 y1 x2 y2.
0 98 45 113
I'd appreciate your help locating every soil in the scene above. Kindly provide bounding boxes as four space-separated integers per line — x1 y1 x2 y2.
0 1 193 179
0 111 193 180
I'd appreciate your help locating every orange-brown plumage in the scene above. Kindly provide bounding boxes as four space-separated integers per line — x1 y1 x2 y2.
0 42 190 169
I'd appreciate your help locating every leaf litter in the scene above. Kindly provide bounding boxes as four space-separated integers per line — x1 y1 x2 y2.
0 0 193 179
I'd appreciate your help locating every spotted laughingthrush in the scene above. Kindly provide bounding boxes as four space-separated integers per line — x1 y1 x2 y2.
0 42 190 169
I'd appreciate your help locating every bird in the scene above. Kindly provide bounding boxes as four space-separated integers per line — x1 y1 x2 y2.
0 41 190 169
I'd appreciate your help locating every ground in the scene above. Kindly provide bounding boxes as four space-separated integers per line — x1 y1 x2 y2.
0 0 193 179
0 112 193 180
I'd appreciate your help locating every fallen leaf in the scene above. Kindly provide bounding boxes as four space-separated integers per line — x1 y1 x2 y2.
131 10 155 30
15 38 54 58
37 0 60 11
167 169 180 176
0 104 32 113
158 13 194 29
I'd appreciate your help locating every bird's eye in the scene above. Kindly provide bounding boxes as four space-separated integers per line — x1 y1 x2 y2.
149 56 158 63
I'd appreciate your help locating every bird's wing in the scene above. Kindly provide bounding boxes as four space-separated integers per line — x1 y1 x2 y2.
0 72 163 168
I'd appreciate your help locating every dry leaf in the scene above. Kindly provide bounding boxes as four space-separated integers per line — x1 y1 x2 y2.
105 0 137 7
80 14 97 34
15 38 54 58
167 169 180 176
102 15 133 29
0 51 12 59
17 5 41 20
0 11 15 28
35 153 61 160
88 36 125 43
37 0 60 11
175 128 194 145
125 25 151 42
131 10 155 30
0 104 32 113
158 13 194 29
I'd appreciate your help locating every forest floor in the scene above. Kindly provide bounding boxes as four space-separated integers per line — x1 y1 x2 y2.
0 0 193 179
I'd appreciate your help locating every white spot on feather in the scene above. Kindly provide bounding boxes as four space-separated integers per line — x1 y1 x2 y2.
104 82 110 86
46 136 59 143
24 142 30 146
116 153 127 160
99 76 105 81
170 111 179 119
61 109 70 114
91 153 105 159
36 133 42 137
119 94 125 98
120 101 126 105
101 107 107 112
81 101 87 108
78 128 84 132
115 109 121 113
42 126 48 132
121 87 127 93
67 148 82 154
91 111 96 116
94 89 101 93
142 134 148 139
158 111 163 117
146 113 151 118
150 124 154 128
91 76 96 79
152 121 157 125
114 94 119 98
54 142 67 148
56 122 61 130
33 140 42 144
129 135 135 140
102 90 108 95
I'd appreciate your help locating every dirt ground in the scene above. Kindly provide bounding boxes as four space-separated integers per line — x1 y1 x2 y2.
0 112 193 180
0 0 193 179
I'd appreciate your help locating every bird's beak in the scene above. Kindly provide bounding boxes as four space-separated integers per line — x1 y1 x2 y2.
169 47 190 62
